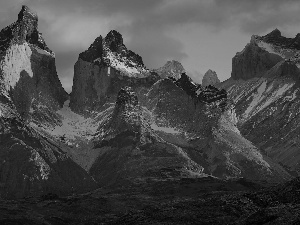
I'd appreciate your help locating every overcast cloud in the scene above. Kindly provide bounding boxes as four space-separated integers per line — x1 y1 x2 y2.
1 0 300 92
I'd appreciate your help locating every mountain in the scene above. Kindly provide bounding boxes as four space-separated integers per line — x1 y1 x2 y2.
1 5 299 224
153 60 185 80
0 6 97 198
70 30 157 114
202 69 220 87
0 6 68 118
219 28 300 175
31 25 291 186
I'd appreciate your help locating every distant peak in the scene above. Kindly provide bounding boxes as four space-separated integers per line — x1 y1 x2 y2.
267 28 281 37
107 30 122 37
205 69 215 74
165 60 181 65
18 5 38 22
202 69 220 87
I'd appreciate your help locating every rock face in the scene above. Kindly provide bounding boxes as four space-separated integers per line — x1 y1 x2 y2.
231 36 283 80
154 60 185 80
70 30 153 114
0 6 97 199
219 29 300 176
0 5 68 120
232 28 300 81
202 69 220 87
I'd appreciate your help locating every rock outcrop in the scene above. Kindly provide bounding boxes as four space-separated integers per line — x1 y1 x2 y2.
231 36 283 80
154 60 185 80
202 69 220 87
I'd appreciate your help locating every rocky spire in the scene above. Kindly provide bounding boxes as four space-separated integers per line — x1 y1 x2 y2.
0 5 52 53
104 30 124 52
17 5 38 23
202 69 220 87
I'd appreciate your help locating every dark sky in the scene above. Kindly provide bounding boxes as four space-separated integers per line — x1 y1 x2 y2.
1 0 300 92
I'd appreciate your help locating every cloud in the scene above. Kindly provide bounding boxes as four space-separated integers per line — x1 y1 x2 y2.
187 70 203 84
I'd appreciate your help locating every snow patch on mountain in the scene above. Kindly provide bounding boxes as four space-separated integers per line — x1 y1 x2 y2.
244 81 267 117
0 43 33 91
150 123 180 134
46 100 99 143
34 46 54 57
257 40 283 57
242 81 294 121
102 48 148 78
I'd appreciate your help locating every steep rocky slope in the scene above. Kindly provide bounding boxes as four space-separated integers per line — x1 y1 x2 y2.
219 29 300 175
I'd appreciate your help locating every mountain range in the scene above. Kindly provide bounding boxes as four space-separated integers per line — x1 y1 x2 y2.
0 6 300 224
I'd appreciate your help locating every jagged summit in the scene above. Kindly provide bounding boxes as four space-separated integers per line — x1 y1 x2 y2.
0 5 67 115
0 5 52 54
232 28 300 80
104 30 124 51
265 28 282 37
17 5 38 22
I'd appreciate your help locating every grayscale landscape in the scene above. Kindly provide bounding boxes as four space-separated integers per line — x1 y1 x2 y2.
1 2 300 224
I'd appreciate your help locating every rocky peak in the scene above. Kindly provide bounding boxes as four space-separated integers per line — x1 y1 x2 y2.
154 60 185 80
260 28 300 50
104 30 124 52
17 5 38 24
79 35 103 62
15 5 38 43
202 69 220 87
0 5 52 54
266 28 282 38
0 5 67 118
231 37 283 80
